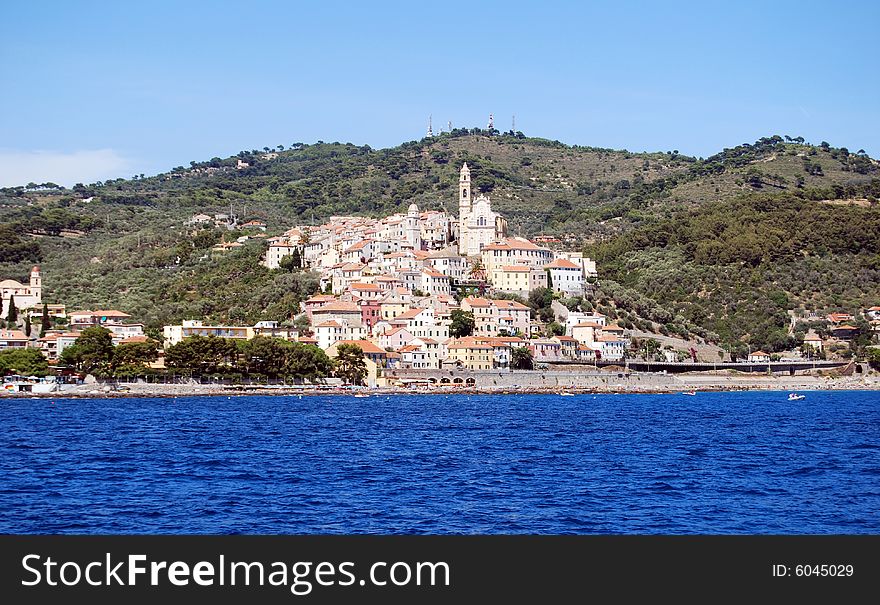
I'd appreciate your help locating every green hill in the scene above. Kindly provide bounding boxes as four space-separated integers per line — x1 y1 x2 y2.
1 130 878 353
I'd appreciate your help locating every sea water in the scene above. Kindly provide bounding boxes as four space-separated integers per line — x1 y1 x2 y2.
0 391 877 534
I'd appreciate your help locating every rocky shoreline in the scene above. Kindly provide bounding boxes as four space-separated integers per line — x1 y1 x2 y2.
4 372 879 398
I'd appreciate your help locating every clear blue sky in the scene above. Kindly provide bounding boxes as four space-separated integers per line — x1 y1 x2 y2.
1 0 878 186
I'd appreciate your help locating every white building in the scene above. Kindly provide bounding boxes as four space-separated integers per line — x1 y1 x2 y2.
1 266 41 318
457 163 507 257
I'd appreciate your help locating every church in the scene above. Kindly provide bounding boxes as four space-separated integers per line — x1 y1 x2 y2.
1 265 42 319
457 163 507 257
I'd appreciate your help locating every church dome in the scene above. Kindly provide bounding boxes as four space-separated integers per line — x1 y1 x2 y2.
408 203 419 215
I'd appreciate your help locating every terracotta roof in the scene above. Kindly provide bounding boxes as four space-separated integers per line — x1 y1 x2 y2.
546 258 581 269
0 330 27 339
332 340 386 354
313 301 361 313
500 265 530 272
92 310 132 318
493 299 529 310
574 322 602 329
349 282 381 291
462 297 491 307
120 336 150 344
833 324 858 330
315 320 342 328
481 237 544 251
749 351 770 357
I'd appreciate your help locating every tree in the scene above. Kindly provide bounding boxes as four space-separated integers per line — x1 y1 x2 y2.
239 335 289 377
61 326 115 375
278 248 302 272
24 313 31 337
511 346 534 370
165 335 238 375
868 348 880 370
40 303 50 337
6 294 17 323
0 348 49 376
334 343 367 385
450 310 475 338
112 340 159 375
284 343 333 381
546 322 565 336
545 269 553 291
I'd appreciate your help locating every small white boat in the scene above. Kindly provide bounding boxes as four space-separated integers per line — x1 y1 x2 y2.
682 391 697 396
353 393 370 398
788 393 805 401
558 392 575 397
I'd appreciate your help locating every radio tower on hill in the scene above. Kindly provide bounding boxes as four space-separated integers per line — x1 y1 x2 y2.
487 113 494 130
427 115 434 137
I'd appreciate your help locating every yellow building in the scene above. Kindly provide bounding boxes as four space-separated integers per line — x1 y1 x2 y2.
444 337 493 370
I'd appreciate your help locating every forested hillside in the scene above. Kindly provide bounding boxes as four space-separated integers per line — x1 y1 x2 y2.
1 129 878 352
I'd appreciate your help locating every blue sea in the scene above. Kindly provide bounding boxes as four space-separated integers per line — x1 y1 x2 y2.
0 390 878 534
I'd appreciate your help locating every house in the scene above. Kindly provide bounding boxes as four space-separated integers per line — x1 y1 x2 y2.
481 237 554 275
324 340 391 387
444 337 493 370
410 336 444 369
545 258 585 295
310 301 363 326
595 334 627 362
187 213 213 225
26 304 66 320
420 269 452 296
865 306 880 321
162 320 299 347
300 295 337 320
70 309 133 328
399 344 430 369
552 335 579 359
0 329 28 350
241 220 267 230
830 324 858 340
263 243 298 269
489 265 531 295
460 297 530 337
529 338 563 363
377 327 414 351
826 312 854 325
803 332 824 352
314 320 367 350
426 248 469 280
747 351 771 363
571 322 603 346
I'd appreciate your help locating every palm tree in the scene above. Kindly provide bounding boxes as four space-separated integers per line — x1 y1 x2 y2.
469 259 486 282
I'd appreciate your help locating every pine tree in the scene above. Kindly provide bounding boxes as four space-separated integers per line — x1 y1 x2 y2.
24 313 31 337
6 294 17 324
40 303 50 337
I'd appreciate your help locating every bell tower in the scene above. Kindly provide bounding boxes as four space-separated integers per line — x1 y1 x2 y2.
29 265 42 302
458 163 471 255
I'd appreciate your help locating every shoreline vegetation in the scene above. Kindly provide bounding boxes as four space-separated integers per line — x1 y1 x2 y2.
4 372 878 398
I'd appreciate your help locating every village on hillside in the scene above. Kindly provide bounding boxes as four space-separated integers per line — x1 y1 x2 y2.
2 164 879 391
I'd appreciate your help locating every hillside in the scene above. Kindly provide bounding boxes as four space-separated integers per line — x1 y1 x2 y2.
1 130 878 352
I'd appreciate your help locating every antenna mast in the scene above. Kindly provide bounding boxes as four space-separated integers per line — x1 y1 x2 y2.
487 113 494 130
427 115 433 137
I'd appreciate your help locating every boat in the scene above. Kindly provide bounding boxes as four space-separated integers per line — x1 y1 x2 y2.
787 393 805 401
353 393 371 398
682 391 697 396
558 392 575 397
